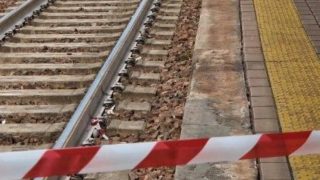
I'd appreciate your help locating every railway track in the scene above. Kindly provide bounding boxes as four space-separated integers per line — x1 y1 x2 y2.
0 0 140 147
0 0 185 178
105 1 182 141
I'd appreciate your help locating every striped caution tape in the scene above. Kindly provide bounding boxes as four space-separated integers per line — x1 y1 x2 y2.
1 131 320 179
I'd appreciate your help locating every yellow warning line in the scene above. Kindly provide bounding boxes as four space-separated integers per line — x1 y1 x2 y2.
254 0 320 179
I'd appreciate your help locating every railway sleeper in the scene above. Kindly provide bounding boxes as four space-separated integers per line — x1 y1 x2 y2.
117 101 151 112
135 59 165 70
0 42 114 53
0 81 92 90
156 15 179 22
0 63 101 76
38 12 134 20
150 32 175 40
0 52 107 64
30 18 129 27
142 45 170 52
151 22 176 31
106 120 145 137
19 25 126 34
141 49 169 58
0 74 95 89
0 104 75 123
46 5 137 13
0 122 65 145
130 71 161 83
145 39 172 48
10 33 120 43
0 88 85 105
161 2 183 9
54 1 140 7
158 9 181 16
118 85 157 100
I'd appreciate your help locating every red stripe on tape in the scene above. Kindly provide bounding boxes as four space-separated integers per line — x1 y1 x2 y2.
24 146 100 178
135 138 209 169
240 131 311 159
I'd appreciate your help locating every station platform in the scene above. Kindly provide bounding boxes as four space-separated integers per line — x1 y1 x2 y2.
176 0 320 179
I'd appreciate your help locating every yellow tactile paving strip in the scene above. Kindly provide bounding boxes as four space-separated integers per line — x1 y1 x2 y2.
254 0 320 179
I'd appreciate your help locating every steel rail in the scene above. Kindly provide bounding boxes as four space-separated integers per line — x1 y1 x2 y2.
0 0 48 39
53 0 154 149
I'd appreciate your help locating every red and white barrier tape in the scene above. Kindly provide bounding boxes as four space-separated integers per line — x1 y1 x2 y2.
1 131 320 179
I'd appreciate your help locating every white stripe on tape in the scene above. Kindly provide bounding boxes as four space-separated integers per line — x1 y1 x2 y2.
291 131 320 156
188 134 261 164
80 142 156 173
0 149 46 180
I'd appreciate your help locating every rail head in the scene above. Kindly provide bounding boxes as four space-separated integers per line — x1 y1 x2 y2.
0 0 48 40
53 0 155 149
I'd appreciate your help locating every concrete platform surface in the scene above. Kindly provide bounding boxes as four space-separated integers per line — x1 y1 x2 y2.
174 0 257 179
